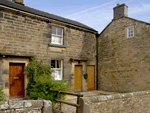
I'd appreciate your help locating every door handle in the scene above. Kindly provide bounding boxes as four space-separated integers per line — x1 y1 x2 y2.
14 77 19 79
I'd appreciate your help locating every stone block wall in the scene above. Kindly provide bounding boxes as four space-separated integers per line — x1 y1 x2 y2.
98 17 150 92
0 8 96 91
0 100 52 113
78 90 150 113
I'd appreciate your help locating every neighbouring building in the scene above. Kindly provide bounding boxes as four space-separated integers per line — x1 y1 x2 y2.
0 0 98 99
98 3 150 92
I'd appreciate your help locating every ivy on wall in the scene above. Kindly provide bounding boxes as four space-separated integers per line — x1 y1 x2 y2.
24 58 71 103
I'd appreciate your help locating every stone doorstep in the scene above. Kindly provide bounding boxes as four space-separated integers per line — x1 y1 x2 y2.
9 97 27 101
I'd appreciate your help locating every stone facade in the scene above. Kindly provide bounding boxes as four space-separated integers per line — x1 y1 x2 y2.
98 16 150 92
78 90 150 113
0 5 97 98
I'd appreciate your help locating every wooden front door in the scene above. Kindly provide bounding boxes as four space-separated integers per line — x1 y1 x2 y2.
74 65 82 91
87 66 95 91
9 63 25 99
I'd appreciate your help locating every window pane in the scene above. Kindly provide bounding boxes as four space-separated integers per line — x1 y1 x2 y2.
57 60 61 68
51 60 55 68
58 37 61 44
51 60 63 80
57 28 62 36
128 28 130 31
52 69 62 80
51 36 62 44
129 34 130 37
51 36 55 43
128 31 130 37
52 26 56 34
128 27 134 38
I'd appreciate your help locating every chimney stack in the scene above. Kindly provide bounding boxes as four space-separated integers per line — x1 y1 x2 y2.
12 0 24 5
113 3 128 19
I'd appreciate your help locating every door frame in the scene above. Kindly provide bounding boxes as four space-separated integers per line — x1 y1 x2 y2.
2 57 29 99
87 65 95 91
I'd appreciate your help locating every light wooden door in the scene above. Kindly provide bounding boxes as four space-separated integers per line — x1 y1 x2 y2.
87 66 95 91
9 63 25 99
74 65 82 91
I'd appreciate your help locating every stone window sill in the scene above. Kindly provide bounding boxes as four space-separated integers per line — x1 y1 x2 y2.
48 43 67 48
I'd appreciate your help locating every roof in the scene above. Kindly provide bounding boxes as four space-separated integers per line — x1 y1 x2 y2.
0 0 97 32
99 16 150 36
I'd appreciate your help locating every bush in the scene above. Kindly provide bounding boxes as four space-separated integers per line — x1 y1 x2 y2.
24 58 71 103
0 87 5 101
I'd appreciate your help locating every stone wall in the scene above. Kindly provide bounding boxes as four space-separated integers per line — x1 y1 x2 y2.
0 8 96 92
98 17 150 92
0 100 52 113
78 90 150 113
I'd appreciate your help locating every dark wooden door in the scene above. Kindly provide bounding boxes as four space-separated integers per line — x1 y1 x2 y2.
74 65 82 91
9 63 25 99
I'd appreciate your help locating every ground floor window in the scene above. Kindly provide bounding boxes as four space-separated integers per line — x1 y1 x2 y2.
51 60 63 80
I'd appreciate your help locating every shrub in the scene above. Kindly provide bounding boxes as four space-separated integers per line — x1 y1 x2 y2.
24 58 71 103
0 86 5 101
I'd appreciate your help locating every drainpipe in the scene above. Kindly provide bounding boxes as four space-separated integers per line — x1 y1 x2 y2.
96 33 99 90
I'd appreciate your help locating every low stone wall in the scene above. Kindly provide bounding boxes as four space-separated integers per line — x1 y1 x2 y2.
0 100 52 113
78 90 150 113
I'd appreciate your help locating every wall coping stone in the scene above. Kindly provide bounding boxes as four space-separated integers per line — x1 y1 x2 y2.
89 90 150 102
0 100 52 113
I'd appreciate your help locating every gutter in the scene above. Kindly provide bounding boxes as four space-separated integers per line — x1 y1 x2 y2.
96 33 99 90
0 5 97 33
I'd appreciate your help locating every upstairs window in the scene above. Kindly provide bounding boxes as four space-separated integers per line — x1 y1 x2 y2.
51 26 63 45
51 60 63 80
127 27 134 38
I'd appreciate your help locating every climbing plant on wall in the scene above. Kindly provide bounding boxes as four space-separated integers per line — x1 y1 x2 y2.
24 58 71 103
0 87 5 101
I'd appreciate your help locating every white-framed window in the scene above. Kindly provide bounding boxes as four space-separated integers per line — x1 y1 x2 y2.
51 60 63 80
127 27 134 38
51 26 63 45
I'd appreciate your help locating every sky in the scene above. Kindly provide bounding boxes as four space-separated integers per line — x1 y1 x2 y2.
24 0 150 33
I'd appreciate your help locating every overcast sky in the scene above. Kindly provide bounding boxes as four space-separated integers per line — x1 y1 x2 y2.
24 0 150 33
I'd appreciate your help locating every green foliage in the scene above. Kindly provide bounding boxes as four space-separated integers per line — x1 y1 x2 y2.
0 87 5 101
24 58 71 103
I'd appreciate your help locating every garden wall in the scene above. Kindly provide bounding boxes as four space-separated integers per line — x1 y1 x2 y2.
78 90 150 113
0 100 52 113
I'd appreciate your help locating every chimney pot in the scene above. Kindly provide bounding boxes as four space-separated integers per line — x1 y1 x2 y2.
12 0 24 5
117 3 120 6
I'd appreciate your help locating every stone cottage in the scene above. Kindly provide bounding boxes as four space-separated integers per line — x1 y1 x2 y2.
0 0 98 99
98 3 150 92
1 0 150 100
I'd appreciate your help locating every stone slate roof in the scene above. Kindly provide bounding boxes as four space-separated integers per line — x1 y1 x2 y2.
0 0 97 32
